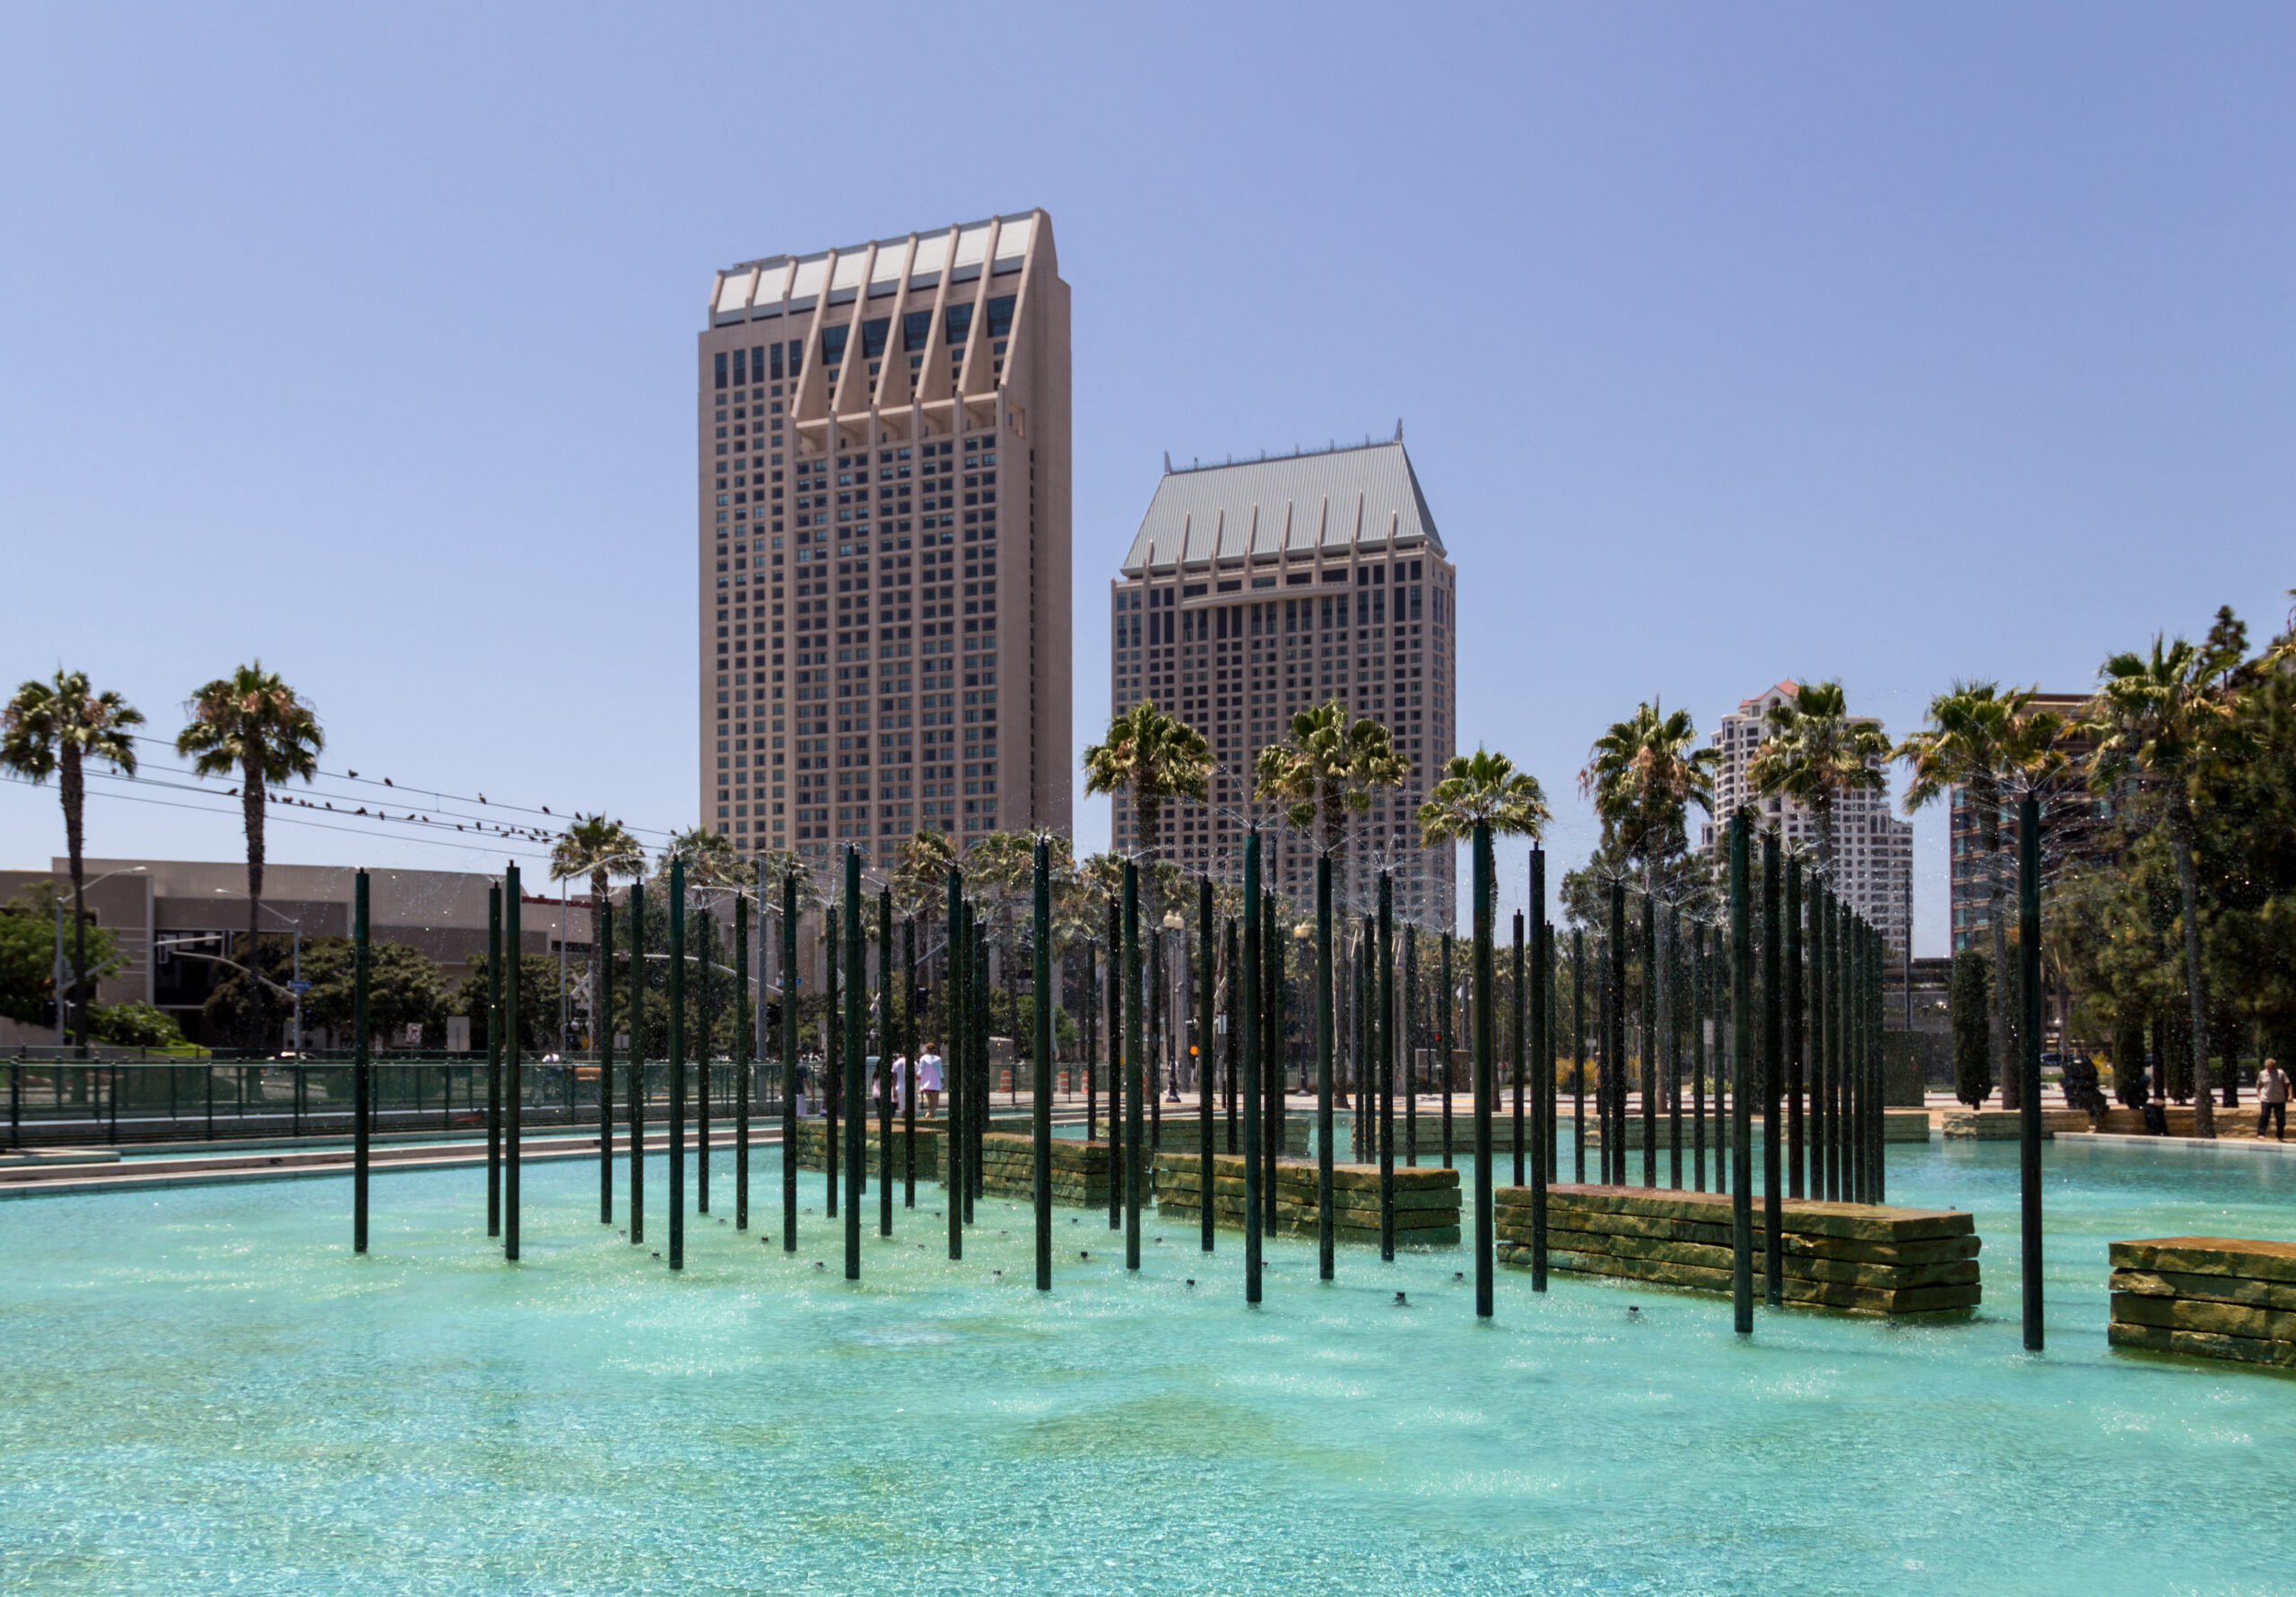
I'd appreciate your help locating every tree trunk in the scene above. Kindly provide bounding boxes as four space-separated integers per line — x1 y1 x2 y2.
2169 794 2215 1137
243 743 266 1057
64 742 88 1053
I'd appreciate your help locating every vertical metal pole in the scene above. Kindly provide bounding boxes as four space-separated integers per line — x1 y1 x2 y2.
1200 874 1217 1255
1149 920 1163 1152
1762 828 1784 1309
486 885 501 1238
904 916 918 1210
1608 881 1626 1186
1107 895 1123 1232
352 870 370 1254
781 874 797 1250
1511 909 1526 1191
1032 839 1052 1291
601 896 616 1225
1692 921 1707 1192
1572 926 1587 1185
825 915 839 1220
1641 889 1657 1188
1378 872 1396 1263
1785 859 1804 1201
1262 889 1281 1230
666 859 684 1271
505 864 523 1263
842 848 864 1280
696 906 711 1217
1404 922 1418 1169
1531 903 1550 1292
1315 855 1334 1280
1123 859 1144 1272
947 865 964 1262
630 882 645 1246
879 886 893 1240
735 894 750 1231
1729 813 1752 1334
970 907 987 1213
1472 822 1495 1320
1242 830 1263 1305
1440 932 1454 1168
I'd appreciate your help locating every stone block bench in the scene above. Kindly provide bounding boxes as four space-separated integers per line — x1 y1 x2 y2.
1153 1151 1461 1246
1494 1183 1981 1315
974 1132 1112 1208
790 1118 945 1181
2109 1237 2296 1369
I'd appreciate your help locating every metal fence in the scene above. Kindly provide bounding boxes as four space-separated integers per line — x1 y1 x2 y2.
4 1054 793 1146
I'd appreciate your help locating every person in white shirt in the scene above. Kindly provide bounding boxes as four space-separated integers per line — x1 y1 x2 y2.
889 1054 913 1115
915 1046 945 1118
2257 1057 2288 1141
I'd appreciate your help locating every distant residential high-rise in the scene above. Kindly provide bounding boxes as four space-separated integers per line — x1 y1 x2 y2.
1701 681 1913 956
697 210 1072 864
1108 437 1457 926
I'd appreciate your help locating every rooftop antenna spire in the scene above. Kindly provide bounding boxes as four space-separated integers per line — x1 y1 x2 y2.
1395 418 1404 441
1164 450 1173 473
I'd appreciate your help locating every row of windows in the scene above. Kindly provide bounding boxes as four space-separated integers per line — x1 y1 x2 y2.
713 299 1015 390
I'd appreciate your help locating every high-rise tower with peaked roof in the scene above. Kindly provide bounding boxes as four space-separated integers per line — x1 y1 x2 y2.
697 210 1071 863
1107 435 1456 925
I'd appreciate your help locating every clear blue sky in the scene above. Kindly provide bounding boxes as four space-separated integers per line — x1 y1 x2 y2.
4 5 2290 951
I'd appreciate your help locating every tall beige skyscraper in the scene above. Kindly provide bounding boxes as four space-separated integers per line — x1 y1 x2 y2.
1107 437 1457 925
698 210 1071 864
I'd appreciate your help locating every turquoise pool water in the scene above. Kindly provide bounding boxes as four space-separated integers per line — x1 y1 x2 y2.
4 1139 2293 1595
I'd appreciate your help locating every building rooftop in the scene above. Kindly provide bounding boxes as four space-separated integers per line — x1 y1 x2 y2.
1118 437 1445 575
710 212 1043 325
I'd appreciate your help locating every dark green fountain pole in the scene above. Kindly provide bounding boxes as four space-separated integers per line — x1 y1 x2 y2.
352 869 370 1254
1572 926 1587 1185
842 846 864 1280
879 885 893 1241
734 893 749 1231
1692 920 1708 1193
505 863 523 1263
486 883 502 1238
1608 881 1626 1187
1404 921 1418 1169
946 864 964 1262
2020 794 2044 1350
1729 812 1752 1335
601 893 615 1226
1378 871 1396 1263
779 874 796 1252
630 881 646 1247
1511 909 1526 1191
1847 906 1865 1203
1241 829 1264 1305
696 905 713 1216
1123 858 1144 1272
904 915 918 1211
1640 888 1657 1188
1440 931 1454 1169
1199 874 1216 1256
1762 827 1784 1309
1032 838 1052 1291
1666 904 1683 1190
1785 857 1804 1201
666 857 683 1271
1472 820 1496 1320
1263 887 1282 1231
1315 854 1334 1280
1107 894 1123 1232
1816 881 1835 1202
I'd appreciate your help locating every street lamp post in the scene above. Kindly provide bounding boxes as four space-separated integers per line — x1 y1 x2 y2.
52 865 145 1052
216 890 303 1055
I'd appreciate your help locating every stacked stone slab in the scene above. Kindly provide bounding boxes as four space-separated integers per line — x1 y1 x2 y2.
789 1118 945 1181
1152 1152 1461 1247
1493 1183 1981 1316
1141 1116 1312 1158
2109 1237 2296 1369
973 1132 1111 1208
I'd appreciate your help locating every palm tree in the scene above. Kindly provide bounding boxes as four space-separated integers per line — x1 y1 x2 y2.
1255 699 1410 915
1745 680 1891 878
1580 699 1715 891
2 671 144 1050
1896 682 2065 1108
176 663 323 1053
891 829 959 923
550 815 644 1055
1417 748 1551 849
2080 631 2248 1137
1082 701 1212 878
661 825 753 889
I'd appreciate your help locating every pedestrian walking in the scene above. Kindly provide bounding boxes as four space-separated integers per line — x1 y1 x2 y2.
2257 1057 2289 1141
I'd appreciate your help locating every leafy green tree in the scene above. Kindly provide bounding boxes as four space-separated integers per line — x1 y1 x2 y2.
3 669 144 1049
175 662 323 1052
2081 623 2250 1136
1083 701 1212 881
1951 948 1994 1107
91 1001 186 1049
1255 700 1410 916
0 881 117 1028
453 950 563 1054
1746 680 1891 878
1897 681 2065 1109
1416 748 1551 848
